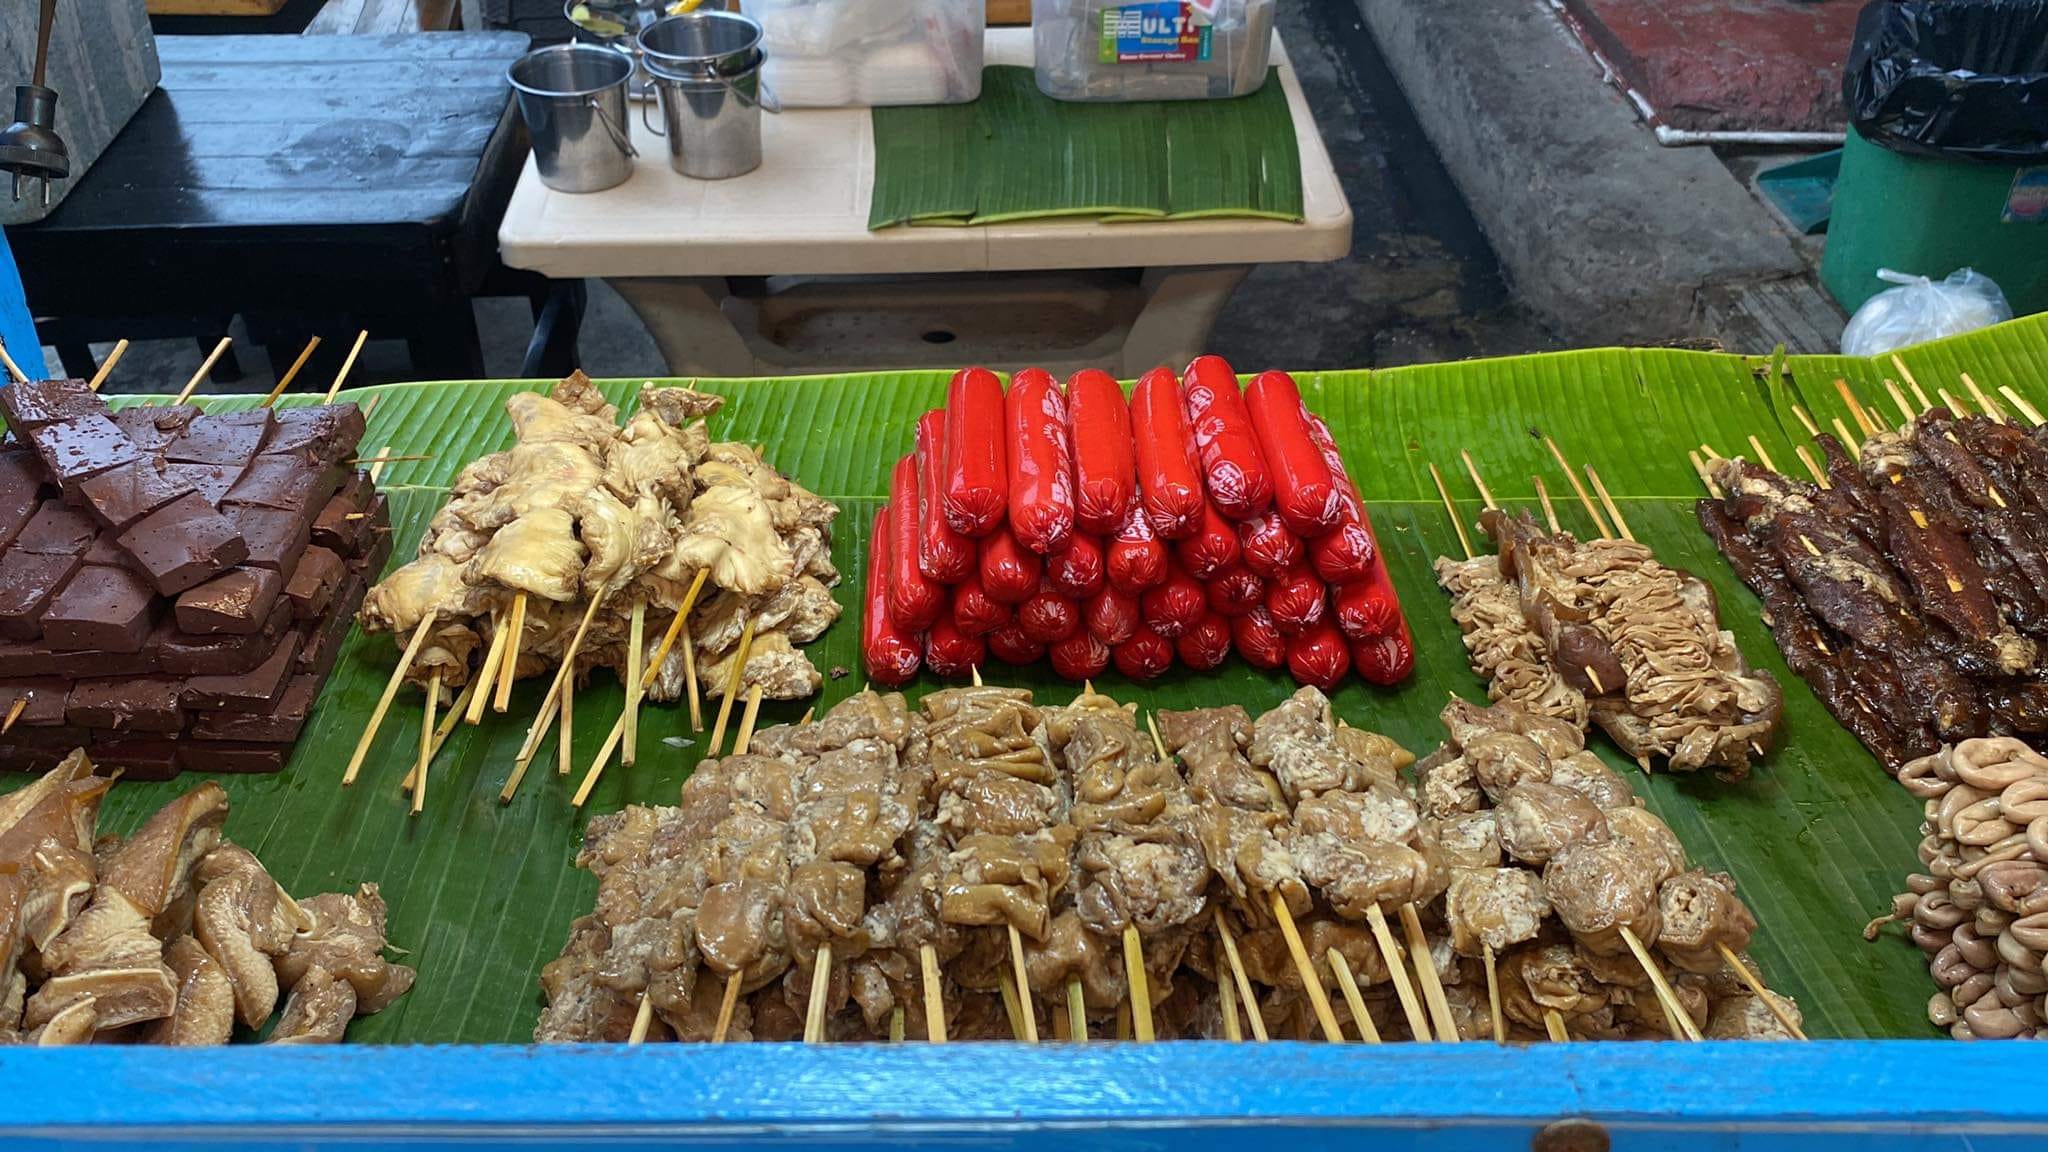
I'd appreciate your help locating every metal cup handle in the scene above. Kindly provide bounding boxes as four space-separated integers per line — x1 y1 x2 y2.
638 58 669 138
587 95 640 157
718 69 780 114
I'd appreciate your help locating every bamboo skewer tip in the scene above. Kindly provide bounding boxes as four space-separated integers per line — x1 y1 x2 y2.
1365 903 1432 1042
86 339 129 392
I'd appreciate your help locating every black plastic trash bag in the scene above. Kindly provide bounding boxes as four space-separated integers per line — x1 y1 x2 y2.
1845 0 2048 161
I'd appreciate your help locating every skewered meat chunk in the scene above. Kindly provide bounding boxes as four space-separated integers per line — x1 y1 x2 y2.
1705 991 1804 1039
1544 838 1665 957
1433 810 1503 871
144 936 234 1046
1436 555 1590 727
1465 731 1552 803
466 506 587 602
1441 696 1585 762
1496 782 1606 866
1415 746 1484 820
1445 867 1552 956
1250 687 1376 804
1656 870 1756 974
1158 705 1281 812
274 885 414 1016
268 966 357 1045
1547 751 1637 810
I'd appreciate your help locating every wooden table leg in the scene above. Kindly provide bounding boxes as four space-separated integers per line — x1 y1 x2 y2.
1117 265 1250 376
609 276 757 377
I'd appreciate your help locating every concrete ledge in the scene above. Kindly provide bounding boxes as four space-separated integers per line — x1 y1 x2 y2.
1353 0 1807 344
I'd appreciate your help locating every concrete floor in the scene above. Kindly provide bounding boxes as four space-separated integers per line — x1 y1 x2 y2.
60 3 1556 397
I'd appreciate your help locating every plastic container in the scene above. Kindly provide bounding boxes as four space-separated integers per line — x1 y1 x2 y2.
739 0 983 107
1032 0 1274 102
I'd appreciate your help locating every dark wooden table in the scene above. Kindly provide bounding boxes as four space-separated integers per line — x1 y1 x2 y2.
12 32 577 386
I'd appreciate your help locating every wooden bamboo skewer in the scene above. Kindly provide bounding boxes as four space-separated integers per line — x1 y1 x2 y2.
1067 978 1089 1042
1831 416 1861 452
1459 450 1495 508
0 340 27 382
1890 355 1924 402
627 992 655 1044
86 339 128 391
1122 923 1153 1042
1544 436 1611 539
890 1007 906 1043
1962 374 2004 424
1884 380 1918 425
1533 475 1560 533
366 448 392 484
260 336 322 406
1326 948 1381 1044
1583 465 1633 543
706 619 756 758
173 337 233 404
1216 918 1267 1041
0 697 24 734
1687 452 1723 499
492 594 528 714
466 610 510 725
502 592 609 803
400 672 478 794
412 671 441 815
344 612 436 785
712 973 742 1043
996 967 1026 1040
920 944 947 1042
1998 385 2043 426
1790 404 1819 438
1427 462 1474 561
1273 893 1343 1042
803 944 833 1043
1834 378 1878 438
1718 943 1806 1039
325 330 369 403
1006 924 1039 1042
1937 387 1970 420
1793 444 1830 488
1215 943 1241 1042
558 668 575 778
572 606 695 803
683 630 703 731
1400 903 1460 1042
1620 924 1699 1040
1364 904 1432 1041
1543 1010 1570 1042
1744 434 1780 475
732 685 764 754
622 600 645 766
1483 945 1505 1043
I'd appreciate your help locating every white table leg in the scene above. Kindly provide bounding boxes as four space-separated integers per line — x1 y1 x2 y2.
1117 265 1252 375
608 277 758 378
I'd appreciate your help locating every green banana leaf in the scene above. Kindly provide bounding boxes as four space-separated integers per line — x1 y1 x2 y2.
869 66 1304 229
13 315 2048 1043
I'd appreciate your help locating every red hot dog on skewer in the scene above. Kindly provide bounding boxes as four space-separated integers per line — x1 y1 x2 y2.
1175 500 1242 580
1287 621 1352 690
1181 355 1273 520
1130 366 1205 540
925 614 986 680
1106 497 1168 593
888 455 944 632
1005 368 1075 555
1231 607 1287 670
951 572 1013 637
1050 632 1111 681
941 367 1008 537
863 508 921 686
915 409 975 584
1237 510 1303 579
979 524 1042 605
1064 369 1135 537
1244 370 1341 537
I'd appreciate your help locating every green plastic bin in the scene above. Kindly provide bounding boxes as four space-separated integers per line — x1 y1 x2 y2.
1822 126 2048 319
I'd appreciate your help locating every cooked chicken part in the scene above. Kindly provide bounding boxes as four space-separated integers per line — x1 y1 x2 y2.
1655 870 1756 974
0 765 110 956
608 407 703 509
144 936 235 1046
360 554 487 635
640 384 724 429
1250 687 1378 804
1441 696 1585 761
674 483 794 597
505 388 617 456
1601 807 1687 886
1445 867 1551 955
1495 781 1606 866
1415 749 1484 819
1158 706 1282 812
194 857 292 1027
268 966 355 1045
467 506 588 602
1433 811 1502 871
1465 731 1552 803
692 577 842 658
1546 751 1637 810
700 630 823 701
275 885 415 1016
1292 834 1441 919
1543 837 1666 956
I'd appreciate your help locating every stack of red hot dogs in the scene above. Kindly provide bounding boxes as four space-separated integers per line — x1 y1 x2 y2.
862 356 1415 690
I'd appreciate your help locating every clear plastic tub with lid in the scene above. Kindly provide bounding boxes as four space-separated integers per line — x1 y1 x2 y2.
739 0 985 107
1032 0 1275 101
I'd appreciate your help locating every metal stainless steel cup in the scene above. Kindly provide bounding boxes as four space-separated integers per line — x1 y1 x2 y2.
508 44 639 194
638 11 777 181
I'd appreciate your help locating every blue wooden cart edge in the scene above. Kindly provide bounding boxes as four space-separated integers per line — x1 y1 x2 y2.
2 1039 2045 1146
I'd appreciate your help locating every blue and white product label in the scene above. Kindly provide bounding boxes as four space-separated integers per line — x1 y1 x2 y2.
2005 167 2048 224
1098 2 1213 63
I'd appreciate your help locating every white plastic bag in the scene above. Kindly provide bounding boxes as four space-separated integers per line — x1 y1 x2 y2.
1840 268 2013 357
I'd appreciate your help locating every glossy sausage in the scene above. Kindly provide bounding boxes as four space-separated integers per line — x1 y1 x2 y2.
1050 631 1111 681
1112 626 1174 681
941 366 1009 537
1130 365 1205 540
1237 511 1303 579
1176 613 1233 671
1084 586 1141 647
862 508 921 686
1140 564 1207 639
1106 497 1169 593
1174 500 1242 580
1046 534 1107 601
1266 565 1327 635
951 572 1013 637
1244 370 1340 537
1286 621 1352 690
888 454 945 632
925 614 986 680
1005 367 1076 555
1331 579 1400 642
1064 368 1136 537
1017 582 1081 644
1303 414 1375 583
986 623 1046 666
979 524 1042 605
1181 355 1273 520
1231 606 1287 670
1207 563 1266 617
1352 624 1416 687
914 409 975 583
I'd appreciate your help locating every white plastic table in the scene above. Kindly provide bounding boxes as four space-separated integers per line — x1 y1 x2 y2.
497 29 1350 377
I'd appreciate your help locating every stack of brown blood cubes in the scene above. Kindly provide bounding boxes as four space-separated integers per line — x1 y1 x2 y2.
863 357 1414 690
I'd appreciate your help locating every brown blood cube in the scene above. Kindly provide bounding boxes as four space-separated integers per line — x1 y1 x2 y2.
161 462 244 506
81 531 129 567
350 514 394 578
190 672 320 743
263 404 366 465
41 565 158 653
108 403 200 451
0 453 46 549
66 677 184 733
235 505 314 577
178 740 286 774
175 566 283 636
15 502 99 556
310 485 369 552
0 378 98 430
78 460 197 531
182 631 301 713
284 546 344 620
87 734 182 780
0 678 72 726
0 551 83 640
117 492 250 595
223 456 340 512
28 413 144 487
157 593 293 676
297 576 364 678
164 410 271 468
